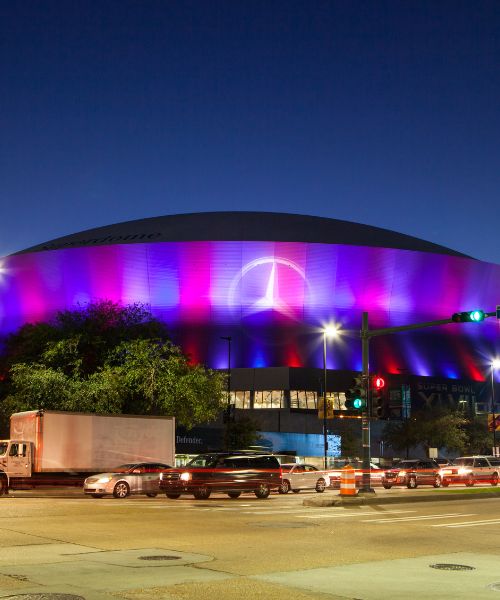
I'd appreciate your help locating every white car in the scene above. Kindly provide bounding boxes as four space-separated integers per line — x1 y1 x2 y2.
279 463 330 494
441 456 500 487
84 462 171 498
328 462 383 488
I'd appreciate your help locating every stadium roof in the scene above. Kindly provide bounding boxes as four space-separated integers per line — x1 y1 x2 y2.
14 212 471 258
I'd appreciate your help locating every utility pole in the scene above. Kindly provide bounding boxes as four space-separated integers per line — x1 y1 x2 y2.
358 309 498 494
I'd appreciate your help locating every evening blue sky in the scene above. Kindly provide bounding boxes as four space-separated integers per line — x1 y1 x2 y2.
1 1 499 263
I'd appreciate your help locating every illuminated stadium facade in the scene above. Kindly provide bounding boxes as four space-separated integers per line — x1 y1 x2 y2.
1 212 499 458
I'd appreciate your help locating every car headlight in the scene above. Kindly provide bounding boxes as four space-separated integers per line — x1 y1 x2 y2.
95 476 112 484
180 472 192 482
398 471 406 477
458 468 470 476
159 472 163 481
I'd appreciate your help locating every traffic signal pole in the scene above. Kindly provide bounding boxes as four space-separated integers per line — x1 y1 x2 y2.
359 309 498 494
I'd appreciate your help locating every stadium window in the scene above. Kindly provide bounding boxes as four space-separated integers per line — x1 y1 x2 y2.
254 390 284 409
233 391 251 409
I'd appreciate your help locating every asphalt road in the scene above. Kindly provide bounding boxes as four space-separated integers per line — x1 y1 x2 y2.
1 487 500 600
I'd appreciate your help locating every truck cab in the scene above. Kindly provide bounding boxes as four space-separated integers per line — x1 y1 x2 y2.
0 440 33 492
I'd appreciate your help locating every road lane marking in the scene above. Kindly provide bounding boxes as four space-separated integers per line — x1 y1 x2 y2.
432 518 500 528
362 512 475 523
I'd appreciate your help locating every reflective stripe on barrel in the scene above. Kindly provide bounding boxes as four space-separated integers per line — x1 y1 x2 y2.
340 465 357 496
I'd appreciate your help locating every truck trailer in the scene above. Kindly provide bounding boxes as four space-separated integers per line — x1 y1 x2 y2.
0 410 175 493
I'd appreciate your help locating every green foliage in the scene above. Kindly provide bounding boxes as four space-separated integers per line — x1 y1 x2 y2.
223 416 262 450
462 415 493 454
383 407 468 455
0 301 226 430
105 339 226 428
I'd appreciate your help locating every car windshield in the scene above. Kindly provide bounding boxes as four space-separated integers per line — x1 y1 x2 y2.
112 464 138 473
186 455 220 468
0 442 8 456
453 458 474 467
395 461 418 469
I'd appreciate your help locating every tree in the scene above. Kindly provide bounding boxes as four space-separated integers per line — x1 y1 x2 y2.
223 416 262 450
383 407 468 456
0 301 226 430
463 415 493 454
105 339 226 428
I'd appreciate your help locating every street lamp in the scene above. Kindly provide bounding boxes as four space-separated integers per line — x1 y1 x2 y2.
491 359 500 455
322 325 339 470
220 336 232 423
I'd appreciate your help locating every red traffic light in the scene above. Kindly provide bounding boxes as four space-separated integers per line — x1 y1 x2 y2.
373 376 385 390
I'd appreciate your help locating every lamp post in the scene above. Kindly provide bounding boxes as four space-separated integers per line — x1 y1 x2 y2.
322 325 339 470
491 359 500 455
220 336 232 423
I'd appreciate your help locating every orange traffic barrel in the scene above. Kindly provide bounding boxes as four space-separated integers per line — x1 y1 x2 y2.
340 465 357 496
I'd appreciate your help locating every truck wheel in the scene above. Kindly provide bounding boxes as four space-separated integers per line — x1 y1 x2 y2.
0 474 8 495
254 484 270 499
166 493 181 499
113 481 130 498
193 486 211 500
315 478 326 493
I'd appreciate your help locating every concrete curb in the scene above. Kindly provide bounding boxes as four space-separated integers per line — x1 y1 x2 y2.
303 489 500 507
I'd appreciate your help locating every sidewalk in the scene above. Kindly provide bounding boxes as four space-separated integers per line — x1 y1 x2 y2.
303 486 500 507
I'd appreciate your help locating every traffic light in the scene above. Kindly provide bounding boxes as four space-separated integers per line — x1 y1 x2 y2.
345 376 367 411
372 375 386 419
452 310 485 323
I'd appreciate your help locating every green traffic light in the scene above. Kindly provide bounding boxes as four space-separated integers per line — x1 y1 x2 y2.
353 398 363 409
469 310 485 322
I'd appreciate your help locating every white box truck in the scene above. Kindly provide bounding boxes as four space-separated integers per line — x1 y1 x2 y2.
0 410 175 493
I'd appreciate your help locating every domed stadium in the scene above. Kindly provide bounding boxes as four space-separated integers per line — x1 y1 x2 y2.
1 212 499 457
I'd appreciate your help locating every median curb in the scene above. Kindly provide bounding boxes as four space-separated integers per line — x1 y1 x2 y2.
302 489 500 507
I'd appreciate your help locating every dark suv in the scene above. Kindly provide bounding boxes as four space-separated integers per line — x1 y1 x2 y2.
159 452 282 499
382 459 443 489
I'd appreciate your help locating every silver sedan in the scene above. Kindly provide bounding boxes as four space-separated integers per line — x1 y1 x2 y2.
278 463 330 494
84 462 171 498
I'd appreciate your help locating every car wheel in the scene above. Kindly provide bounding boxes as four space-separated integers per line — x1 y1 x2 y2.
433 475 442 488
292 489 301 494
113 481 130 499
491 473 499 486
254 484 271 499
146 493 157 498
278 480 290 494
227 491 241 498
0 474 8 495
407 476 417 489
193 486 211 500
90 494 104 498
382 484 392 489
441 479 449 487
315 478 326 493
465 474 474 487
166 493 181 499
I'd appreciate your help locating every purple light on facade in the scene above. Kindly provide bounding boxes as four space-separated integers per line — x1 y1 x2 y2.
0 241 499 380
